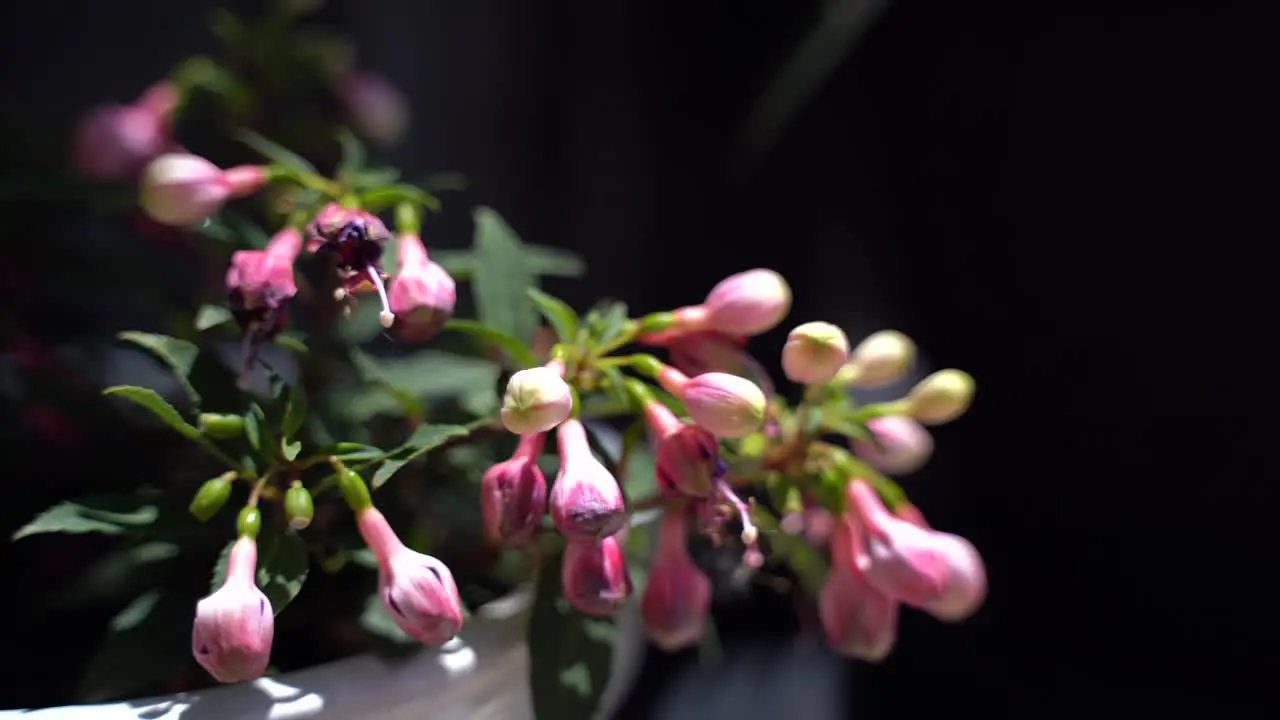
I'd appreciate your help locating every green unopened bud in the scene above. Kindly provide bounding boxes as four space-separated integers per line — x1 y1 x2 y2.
500 366 573 434
189 472 235 522
907 369 975 425
839 330 916 388
285 482 315 530
338 468 373 512
781 321 850 385
198 413 245 440
237 506 262 539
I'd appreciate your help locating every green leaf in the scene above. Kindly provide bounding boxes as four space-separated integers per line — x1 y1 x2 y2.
336 128 366 181
243 402 283 461
275 333 309 355
195 210 272 248
116 332 201 406
528 551 615 720
194 304 234 331
235 129 317 173
360 183 441 214
527 288 579 343
442 319 538 369
470 207 538 344
434 245 586 279
74 590 192 703
102 386 201 441
349 167 403 191
350 348 500 401
12 496 160 540
619 424 656 501
282 381 308 442
282 440 302 461
211 527 310 614
582 300 629 350
359 591 415 644
596 366 631 408
55 541 180 609
372 423 471 489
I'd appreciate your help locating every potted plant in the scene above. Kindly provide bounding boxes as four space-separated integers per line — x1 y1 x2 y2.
0 2 987 718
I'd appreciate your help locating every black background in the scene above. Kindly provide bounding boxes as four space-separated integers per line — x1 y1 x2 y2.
1 0 1274 717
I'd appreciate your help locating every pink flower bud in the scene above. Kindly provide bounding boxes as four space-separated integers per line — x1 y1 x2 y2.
549 418 626 540
906 369 976 426
388 233 456 342
672 269 792 337
72 104 169 182
641 509 712 651
357 508 464 645
336 71 409 145
480 433 548 546
663 370 766 439
561 536 632 617
846 480 987 622
644 400 719 498
501 365 573 435
192 536 274 683
819 516 899 662
666 331 775 398
782 321 850 385
851 416 935 475
139 153 266 227
306 205 397 327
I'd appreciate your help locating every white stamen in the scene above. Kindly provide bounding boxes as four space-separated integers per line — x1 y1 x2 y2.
367 266 395 328
333 287 348 301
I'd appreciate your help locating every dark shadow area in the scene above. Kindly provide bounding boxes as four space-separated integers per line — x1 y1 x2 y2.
1 0 1274 717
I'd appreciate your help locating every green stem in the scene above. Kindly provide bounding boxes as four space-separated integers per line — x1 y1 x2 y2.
196 438 243 474
266 165 343 198
850 399 910 422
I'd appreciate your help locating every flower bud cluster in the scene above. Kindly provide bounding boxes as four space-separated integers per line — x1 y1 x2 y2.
819 480 987 661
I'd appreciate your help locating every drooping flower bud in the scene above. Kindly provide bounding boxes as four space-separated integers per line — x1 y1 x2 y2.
72 83 176 183
906 369 976 425
480 432 548 546
388 232 456 342
139 153 266 226
641 509 712 651
782 321 850 385
305 204 396 327
561 536 633 617
851 416 935 475
838 330 916 388
818 515 899 662
357 507 465 645
666 331 775 398
669 269 791 338
549 418 627 540
335 71 409 145
189 473 235 522
284 483 314 530
643 399 719 498
845 480 987 622
660 369 766 439
192 536 275 683
226 228 303 381
501 365 573 435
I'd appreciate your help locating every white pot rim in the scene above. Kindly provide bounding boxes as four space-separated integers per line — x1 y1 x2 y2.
2 590 535 720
